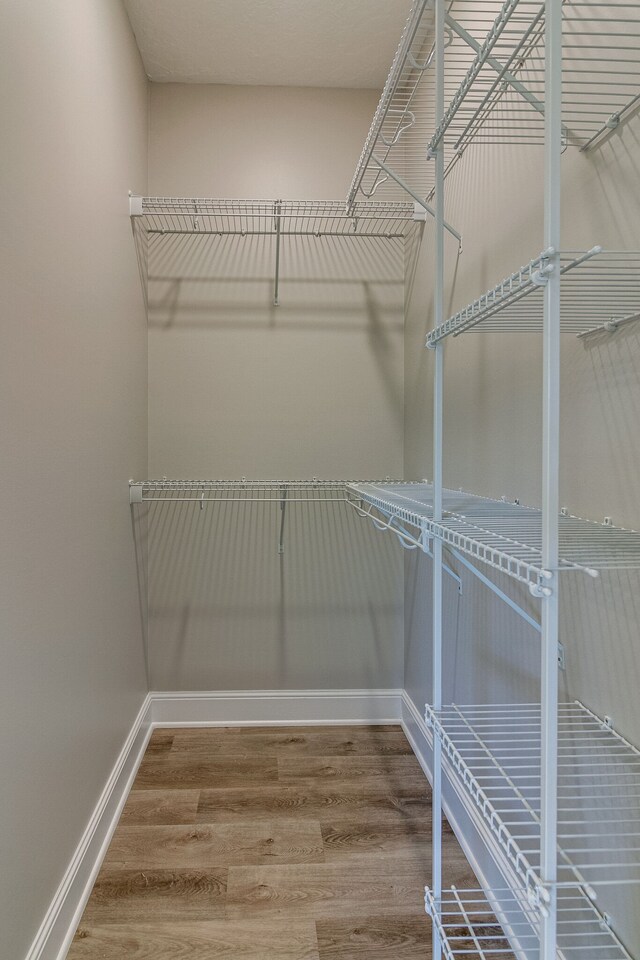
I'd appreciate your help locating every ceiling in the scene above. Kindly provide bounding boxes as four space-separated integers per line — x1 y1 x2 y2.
123 0 412 88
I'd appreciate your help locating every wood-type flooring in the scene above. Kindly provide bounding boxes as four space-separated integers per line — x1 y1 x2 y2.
67 724 477 959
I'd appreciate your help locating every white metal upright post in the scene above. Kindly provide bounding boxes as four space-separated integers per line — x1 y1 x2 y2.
541 0 561 956
431 0 445 955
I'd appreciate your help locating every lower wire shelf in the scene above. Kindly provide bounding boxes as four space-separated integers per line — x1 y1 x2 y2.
348 482 640 593
426 701 640 901
425 885 633 960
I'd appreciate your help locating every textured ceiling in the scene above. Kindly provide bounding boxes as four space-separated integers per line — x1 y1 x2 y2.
123 0 412 87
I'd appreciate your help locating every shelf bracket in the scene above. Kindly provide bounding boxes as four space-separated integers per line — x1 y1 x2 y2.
577 310 640 340
421 530 463 594
530 580 553 599
273 199 282 306
448 547 541 630
371 155 462 247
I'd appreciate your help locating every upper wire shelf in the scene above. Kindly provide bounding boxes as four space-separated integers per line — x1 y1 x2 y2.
427 700 640 902
348 482 640 592
346 0 519 211
425 884 634 960
428 0 640 156
130 197 418 239
346 0 436 207
426 248 640 345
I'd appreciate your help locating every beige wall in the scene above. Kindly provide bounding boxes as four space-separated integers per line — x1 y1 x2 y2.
404 116 640 948
0 2 148 957
145 83 405 690
149 83 380 199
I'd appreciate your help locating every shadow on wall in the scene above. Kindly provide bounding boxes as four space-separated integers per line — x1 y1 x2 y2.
130 496 404 691
141 226 407 465
137 229 405 330
130 502 150 685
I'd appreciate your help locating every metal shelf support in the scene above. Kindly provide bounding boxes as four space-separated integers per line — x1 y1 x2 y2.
371 155 462 248
539 0 562 955
432 3 446 955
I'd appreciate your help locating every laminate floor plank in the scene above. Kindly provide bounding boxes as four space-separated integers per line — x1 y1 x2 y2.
264 775 431 796
133 755 278 790
104 820 324 868
225 860 431 920
320 819 434 862
70 723 478 959
119 789 200 825
316 916 431 960
79 867 227 922
67 920 320 959
225 853 476 922
196 784 432 824
278 755 426 783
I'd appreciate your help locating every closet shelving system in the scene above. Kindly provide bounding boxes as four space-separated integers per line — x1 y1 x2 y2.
347 0 640 215
346 0 640 959
127 0 640 956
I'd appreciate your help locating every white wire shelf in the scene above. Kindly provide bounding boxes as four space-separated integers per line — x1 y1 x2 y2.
426 701 640 900
129 478 418 505
346 0 437 207
425 885 634 960
347 0 513 215
426 249 640 344
130 197 418 239
428 0 640 156
348 482 640 592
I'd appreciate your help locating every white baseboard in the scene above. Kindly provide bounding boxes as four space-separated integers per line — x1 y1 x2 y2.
25 693 153 960
400 689 434 779
150 688 403 725
27 687 403 960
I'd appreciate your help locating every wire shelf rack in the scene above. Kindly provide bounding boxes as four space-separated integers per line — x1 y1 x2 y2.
425 885 634 960
348 482 640 592
128 478 420 505
131 479 350 505
428 0 640 156
346 0 437 207
426 249 640 344
426 701 640 900
347 0 513 210
130 197 417 239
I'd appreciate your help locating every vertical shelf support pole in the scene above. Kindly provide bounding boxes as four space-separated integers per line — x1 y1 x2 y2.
431 0 445 955
541 0 562 955
274 199 282 306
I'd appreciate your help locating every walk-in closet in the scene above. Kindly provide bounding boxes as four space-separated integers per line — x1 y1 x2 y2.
4 1 640 958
